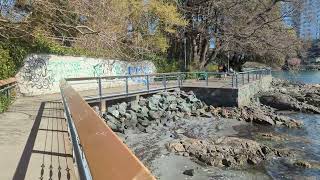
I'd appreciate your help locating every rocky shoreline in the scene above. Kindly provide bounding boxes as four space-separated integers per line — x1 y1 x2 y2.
99 78 320 179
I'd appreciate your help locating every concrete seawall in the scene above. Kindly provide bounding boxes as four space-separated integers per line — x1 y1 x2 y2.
237 75 272 107
181 75 272 107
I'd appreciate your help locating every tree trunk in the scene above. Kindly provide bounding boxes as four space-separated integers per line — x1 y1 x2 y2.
199 38 209 70
192 36 198 62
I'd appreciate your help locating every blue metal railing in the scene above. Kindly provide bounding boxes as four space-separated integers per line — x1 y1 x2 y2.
64 68 271 111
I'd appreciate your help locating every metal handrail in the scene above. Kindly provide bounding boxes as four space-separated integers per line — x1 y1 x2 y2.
65 69 270 81
65 69 271 111
0 80 17 100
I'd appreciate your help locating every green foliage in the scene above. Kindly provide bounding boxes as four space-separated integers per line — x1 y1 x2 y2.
143 54 180 73
0 46 16 79
0 93 11 113
0 33 89 80
206 64 219 72
32 33 86 55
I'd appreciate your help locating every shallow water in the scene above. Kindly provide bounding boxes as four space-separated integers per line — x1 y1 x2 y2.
267 113 320 179
257 71 320 179
232 113 320 179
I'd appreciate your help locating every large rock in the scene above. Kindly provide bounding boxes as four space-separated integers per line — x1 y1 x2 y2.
167 137 289 168
105 115 122 131
259 92 300 111
149 110 161 120
260 79 320 114
138 97 148 106
209 104 303 128
110 110 120 118
178 102 191 113
118 102 127 115
130 101 141 112
250 109 275 125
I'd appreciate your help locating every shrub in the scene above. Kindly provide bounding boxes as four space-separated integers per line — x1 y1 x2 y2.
0 33 89 80
0 46 16 80
0 93 11 113
143 54 180 73
206 64 219 72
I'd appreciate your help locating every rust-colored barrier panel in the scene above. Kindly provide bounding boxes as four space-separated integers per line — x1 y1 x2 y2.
61 81 155 180
0 77 16 87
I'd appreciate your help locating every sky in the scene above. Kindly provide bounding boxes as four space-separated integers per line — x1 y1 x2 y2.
0 0 28 22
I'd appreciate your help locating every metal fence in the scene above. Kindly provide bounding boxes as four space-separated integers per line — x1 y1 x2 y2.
0 83 16 98
232 68 272 87
0 78 17 112
65 68 271 101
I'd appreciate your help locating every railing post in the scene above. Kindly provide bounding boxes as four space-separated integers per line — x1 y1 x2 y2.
242 73 245 85
259 70 262 79
125 76 129 95
177 74 181 87
163 75 167 90
235 74 238 88
180 73 184 86
247 72 250 83
231 74 234 87
146 75 150 92
6 86 9 99
205 72 209 86
98 77 102 116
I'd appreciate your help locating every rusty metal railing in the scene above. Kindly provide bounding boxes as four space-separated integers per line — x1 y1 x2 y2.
0 78 17 98
0 78 17 112
60 80 155 180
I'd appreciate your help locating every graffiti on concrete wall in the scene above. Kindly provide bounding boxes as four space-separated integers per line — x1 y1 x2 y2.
127 66 153 84
20 55 54 89
16 54 156 95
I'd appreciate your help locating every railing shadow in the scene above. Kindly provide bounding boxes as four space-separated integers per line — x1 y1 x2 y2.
13 101 73 180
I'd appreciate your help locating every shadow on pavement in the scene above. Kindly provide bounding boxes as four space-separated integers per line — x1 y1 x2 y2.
13 101 73 180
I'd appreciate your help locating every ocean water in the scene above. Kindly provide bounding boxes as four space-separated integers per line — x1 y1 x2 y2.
272 71 320 84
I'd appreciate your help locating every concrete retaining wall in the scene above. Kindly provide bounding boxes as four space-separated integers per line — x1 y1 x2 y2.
181 87 238 107
182 75 272 107
237 75 272 107
16 54 156 96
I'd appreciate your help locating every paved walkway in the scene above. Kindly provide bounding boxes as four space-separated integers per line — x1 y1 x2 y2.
0 94 76 180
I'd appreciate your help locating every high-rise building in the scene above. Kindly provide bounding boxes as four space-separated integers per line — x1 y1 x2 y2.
283 0 320 40
299 0 320 39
